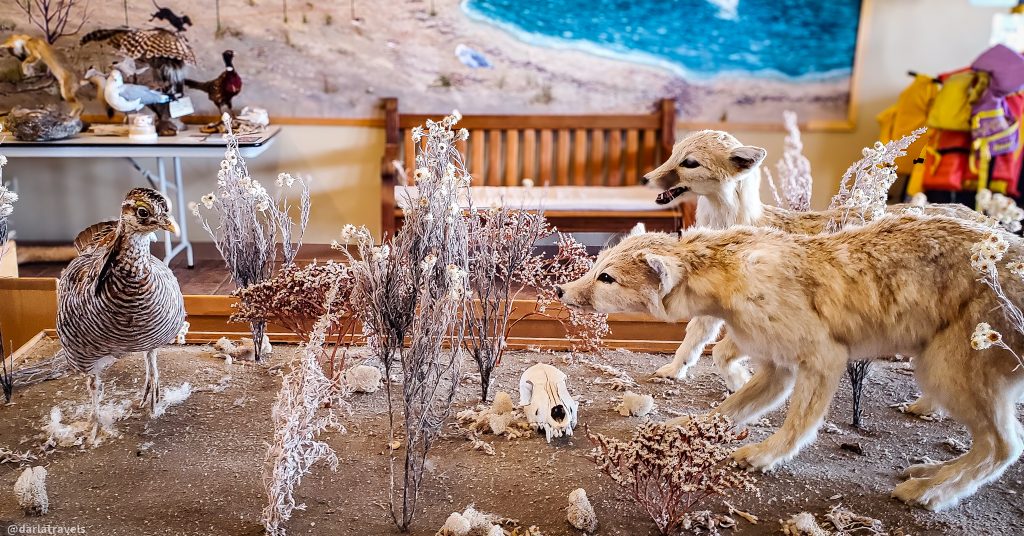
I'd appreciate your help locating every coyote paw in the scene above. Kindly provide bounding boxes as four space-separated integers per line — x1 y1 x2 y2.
901 459 946 480
732 442 784 472
892 477 956 511
655 362 689 380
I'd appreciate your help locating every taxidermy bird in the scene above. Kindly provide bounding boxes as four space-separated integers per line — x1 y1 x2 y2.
105 70 170 119
149 1 192 33
184 50 242 115
81 28 196 95
57 188 185 435
81 67 115 119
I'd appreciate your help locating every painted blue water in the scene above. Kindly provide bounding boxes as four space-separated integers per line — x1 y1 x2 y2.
462 0 861 82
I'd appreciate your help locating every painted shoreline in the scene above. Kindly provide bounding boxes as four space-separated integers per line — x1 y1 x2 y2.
459 0 854 85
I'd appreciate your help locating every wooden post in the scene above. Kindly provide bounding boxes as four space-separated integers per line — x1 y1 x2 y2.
658 98 676 162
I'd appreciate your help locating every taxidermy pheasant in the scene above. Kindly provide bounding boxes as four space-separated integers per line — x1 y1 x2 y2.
185 50 242 114
57 188 185 435
81 28 196 94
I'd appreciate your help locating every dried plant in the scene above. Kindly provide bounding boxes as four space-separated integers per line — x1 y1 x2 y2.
193 115 311 360
826 128 926 233
517 232 610 351
262 311 346 536
846 360 871 429
14 0 90 44
339 111 470 532
976 188 1024 233
764 111 812 212
465 207 552 401
970 232 1024 371
0 129 15 266
1 349 13 404
588 416 756 535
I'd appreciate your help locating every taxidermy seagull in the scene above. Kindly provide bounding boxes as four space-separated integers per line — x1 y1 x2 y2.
104 70 170 120
455 44 492 69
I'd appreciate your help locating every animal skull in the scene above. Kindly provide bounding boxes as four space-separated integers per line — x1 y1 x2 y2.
519 363 578 442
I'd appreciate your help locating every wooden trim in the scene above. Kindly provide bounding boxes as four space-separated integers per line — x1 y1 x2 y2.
380 97 400 240
845 0 872 130
82 115 386 128
658 98 676 159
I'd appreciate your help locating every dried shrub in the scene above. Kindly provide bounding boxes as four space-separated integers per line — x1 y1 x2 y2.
339 111 470 532
14 0 89 44
764 110 812 212
588 416 756 536
193 116 311 361
0 129 15 265
262 312 346 536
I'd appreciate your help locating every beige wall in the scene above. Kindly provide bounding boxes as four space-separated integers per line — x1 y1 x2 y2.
2 0 1003 243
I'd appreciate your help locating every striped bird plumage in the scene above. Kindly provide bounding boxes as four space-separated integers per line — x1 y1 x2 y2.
57 188 185 416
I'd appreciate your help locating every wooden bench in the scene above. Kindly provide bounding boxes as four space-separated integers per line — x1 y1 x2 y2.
379 98 696 238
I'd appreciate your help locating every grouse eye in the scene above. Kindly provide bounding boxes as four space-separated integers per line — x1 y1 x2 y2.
680 158 701 169
597 272 616 284
136 207 150 219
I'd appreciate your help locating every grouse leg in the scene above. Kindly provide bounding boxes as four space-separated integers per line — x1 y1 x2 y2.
141 349 160 412
87 373 103 443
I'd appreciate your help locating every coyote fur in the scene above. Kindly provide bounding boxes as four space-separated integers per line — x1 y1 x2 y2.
2 35 83 116
558 215 1024 511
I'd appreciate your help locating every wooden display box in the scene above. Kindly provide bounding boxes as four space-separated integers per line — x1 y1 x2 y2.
0 240 17 278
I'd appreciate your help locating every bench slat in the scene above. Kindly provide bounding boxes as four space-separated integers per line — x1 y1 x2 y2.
625 129 640 185
539 130 553 186
399 114 661 130
505 129 519 186
573 129 587 186
471 129 487 180
641 129 657 179
608 129 623 186
488 129 503 186
522 129 536 184
589 130 605 186
556 129 570 186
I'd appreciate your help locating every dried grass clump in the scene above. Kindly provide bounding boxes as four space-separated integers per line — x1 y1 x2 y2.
14 466 48 516
566 488 598 533
588 416 756 535
262 313 346 536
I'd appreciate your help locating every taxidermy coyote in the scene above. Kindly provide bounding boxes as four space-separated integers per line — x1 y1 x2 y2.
641 130 983 400
557 215 1024 510
1 35 83 116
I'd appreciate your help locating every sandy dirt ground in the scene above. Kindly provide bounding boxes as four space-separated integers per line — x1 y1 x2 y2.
1 338 1022 535
0 0 848 123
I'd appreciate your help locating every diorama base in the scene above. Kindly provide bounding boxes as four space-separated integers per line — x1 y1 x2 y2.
1 336 1021 535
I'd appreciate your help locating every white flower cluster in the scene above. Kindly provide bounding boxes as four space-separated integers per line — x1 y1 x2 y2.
970 232 1010 273
446 263 468 299
977 188 1024 233
971 322 1002 350
420 253 438 273
275 173 297 188
332 224 372 249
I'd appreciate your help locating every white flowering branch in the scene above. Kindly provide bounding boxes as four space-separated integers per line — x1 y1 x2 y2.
262 309 347 536
193 114 311 360
970 232 1024 370
826 128 926 232
976 188 1024 233
764 111 812 212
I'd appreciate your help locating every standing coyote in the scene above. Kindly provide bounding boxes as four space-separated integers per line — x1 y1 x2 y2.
641 130 985 404
557 215 1024 511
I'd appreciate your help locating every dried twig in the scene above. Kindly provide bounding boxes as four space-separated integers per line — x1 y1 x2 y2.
14 0 90 44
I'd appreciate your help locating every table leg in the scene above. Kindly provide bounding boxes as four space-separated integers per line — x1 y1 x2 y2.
157 157 173 262
173 157 195 268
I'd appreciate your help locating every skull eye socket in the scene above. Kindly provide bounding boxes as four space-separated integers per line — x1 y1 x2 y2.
136 207 151 219
680 158 700 169
597 272 616 284
551 405 566 422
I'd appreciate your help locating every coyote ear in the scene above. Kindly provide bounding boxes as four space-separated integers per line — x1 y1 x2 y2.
730 146 767 171
643 253 679 292
629 222 646 236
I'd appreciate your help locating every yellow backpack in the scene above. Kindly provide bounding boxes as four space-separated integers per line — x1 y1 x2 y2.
926 71 989 132
877 74 938 177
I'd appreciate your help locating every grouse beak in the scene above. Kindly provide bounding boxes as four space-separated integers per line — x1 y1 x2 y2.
160 215 181 237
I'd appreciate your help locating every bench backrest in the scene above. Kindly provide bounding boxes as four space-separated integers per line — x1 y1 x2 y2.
382 98 676 187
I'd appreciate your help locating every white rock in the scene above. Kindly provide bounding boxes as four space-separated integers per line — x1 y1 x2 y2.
567 488 597 533
616 391 655 417
14 466 48 516
437 512 471 536
343 365 383 393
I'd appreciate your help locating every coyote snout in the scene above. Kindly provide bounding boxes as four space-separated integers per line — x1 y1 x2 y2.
644 130 766 205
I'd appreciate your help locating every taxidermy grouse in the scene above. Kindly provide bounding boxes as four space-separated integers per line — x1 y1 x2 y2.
81 28 196 95
57 188 185 434
185 50 242 114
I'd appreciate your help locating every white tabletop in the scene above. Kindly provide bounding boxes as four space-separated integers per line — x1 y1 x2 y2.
1 125 281 159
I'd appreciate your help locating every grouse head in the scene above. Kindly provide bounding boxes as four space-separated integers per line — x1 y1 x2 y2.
121 188 178 236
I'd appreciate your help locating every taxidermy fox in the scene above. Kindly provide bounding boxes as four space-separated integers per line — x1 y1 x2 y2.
2 34 83 116
558 215 1024 511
